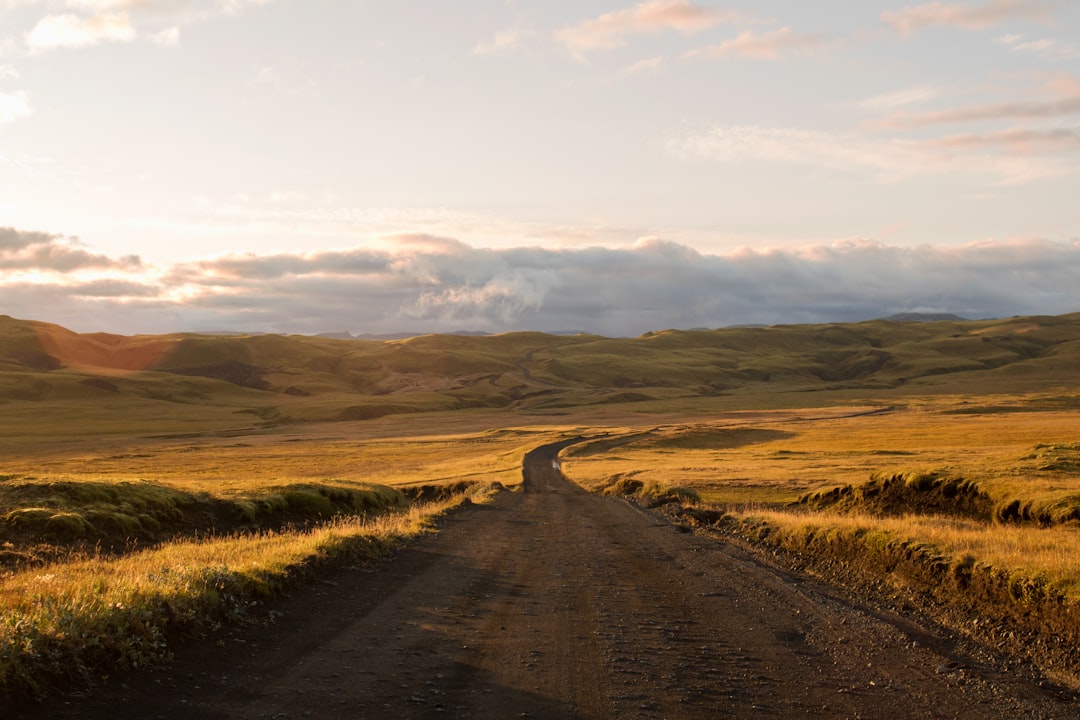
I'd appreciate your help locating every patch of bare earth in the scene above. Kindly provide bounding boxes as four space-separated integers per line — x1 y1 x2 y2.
14 441 1074 719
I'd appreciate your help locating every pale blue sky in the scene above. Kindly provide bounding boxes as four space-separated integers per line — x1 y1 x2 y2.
1 1 1079 334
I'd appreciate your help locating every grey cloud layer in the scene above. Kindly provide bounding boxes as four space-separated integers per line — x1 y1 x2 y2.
0 227 141 271
2 232 1078 335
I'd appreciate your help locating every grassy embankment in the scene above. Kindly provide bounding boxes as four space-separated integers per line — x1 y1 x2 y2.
561 398 1080 685
0 419 569 701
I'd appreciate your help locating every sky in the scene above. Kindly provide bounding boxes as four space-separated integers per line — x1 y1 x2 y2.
1 0 1079 337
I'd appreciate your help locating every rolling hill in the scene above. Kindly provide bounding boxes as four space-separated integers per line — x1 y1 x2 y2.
1 312 1079 427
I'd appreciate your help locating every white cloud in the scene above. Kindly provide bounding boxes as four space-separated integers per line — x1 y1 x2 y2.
858 85 942 111
996 33 1079 59
686 27 829 61
667 124 1077 184
667 125 922 177
0 64 19 80
883 0 1057 37
16 0 279 52
618 55 668 75
473 28 528 57
0 89 31 124
26 11 135 50
556 0 741 58
151 26 180 47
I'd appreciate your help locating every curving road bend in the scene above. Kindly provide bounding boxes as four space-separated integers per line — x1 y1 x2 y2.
18 440 1073 719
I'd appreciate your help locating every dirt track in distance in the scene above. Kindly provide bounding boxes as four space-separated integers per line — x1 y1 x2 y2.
17 439 1075 719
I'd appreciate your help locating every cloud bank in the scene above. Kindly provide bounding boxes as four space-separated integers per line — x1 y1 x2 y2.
2 227 1078 337
883 0 1057 37
17 0 277 52
684 27 828 61
556 0 739 57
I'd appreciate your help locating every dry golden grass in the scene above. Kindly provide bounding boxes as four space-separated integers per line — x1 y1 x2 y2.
0 493 479 698
0 406 588 699
562 396 1080 601
740 509 1080 597
562 395 1080 681
563 397 1080 513
0 424 565 497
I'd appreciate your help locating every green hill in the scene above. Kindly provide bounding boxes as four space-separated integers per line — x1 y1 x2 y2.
1 312 1079 429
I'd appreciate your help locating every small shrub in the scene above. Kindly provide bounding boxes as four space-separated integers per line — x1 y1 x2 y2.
282 490 334 517
44 512 91 540
4 507 52 529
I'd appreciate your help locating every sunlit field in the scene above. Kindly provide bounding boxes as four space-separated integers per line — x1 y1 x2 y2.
562 396 1080 586
560 394 1080 683
563 397 1080 515
0 410 579 699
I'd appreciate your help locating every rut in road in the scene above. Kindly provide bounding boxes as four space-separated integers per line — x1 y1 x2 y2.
19 440 1072 719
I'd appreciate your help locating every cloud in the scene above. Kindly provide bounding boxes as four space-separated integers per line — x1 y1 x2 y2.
0 89 31 124
685 27 829 61
18 0 277 51
556 0 740 57
667 124 1077 184
3 227 1080 336
667 125 923 177
858 85 942 111
996 32 1079 59
151 26 180 46
929 126 1080 153
618 55 668 75
0 227 141 271
473 28 529 56
883 0 1057 37
26 11 135 50
70 278 159 298
883 94 1080 128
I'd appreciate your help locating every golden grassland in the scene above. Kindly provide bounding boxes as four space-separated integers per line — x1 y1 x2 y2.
560 394 1080 683
0 422 566 497
562 396 1080 589
563 397 1080 513
0 410 585 700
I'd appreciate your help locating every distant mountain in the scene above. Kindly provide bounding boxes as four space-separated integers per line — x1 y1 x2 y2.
883 312 969 322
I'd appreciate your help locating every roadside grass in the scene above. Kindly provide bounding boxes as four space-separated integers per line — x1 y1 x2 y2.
0 491 486 701
560 398 1080 681
0 422 570 564
0 412 575 702
716 507 1080 686
732 509 1080 599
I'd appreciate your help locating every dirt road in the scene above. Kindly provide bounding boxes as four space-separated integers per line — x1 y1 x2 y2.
19 440 1073 719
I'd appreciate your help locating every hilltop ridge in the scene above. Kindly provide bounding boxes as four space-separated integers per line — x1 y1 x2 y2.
2 312 1079 426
